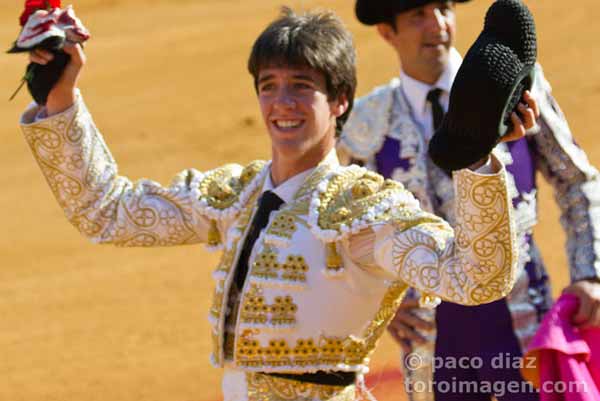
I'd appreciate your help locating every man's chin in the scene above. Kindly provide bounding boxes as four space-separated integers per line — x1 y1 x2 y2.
270 139 306 158
421 51 449 72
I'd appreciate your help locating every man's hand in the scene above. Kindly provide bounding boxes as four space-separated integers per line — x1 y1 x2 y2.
29 42 86 116
563 280 600 328
387 298 435 354
468 91 540 171
500 90 540 143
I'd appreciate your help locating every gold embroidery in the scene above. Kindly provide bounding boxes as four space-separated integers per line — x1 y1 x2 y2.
355 281 408 361
237 329 263 367
251 252 309 284
295 163 334 200
214 246 237 277
265 199 311 242
264 339 293 367
252 251 281 281
280 255 309 283
241 285 269 325
236 332 386 369
393 169 515 305
319 338 345 365
267 213 298 240
210 188 262 366
270 296 297 326
198 160 266 210
326 242 343 271
239 284 298 326
316 168 406 232
208 219 221 247
292 339 321 367
22 105 210 248
235 281 408 370
209 283 225 321
246 372 355 401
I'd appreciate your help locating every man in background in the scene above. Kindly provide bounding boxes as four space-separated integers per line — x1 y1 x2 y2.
339 1 600 400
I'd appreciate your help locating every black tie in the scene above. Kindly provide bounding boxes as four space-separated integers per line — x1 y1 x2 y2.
427 88 445 132
233 190 284 290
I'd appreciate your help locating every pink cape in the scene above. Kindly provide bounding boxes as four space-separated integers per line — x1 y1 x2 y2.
521 293 600 401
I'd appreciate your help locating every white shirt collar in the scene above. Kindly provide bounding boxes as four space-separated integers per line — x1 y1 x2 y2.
262 149 339 204
400 47 462 117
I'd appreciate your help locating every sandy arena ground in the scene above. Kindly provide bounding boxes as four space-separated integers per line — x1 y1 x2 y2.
1 1 599 400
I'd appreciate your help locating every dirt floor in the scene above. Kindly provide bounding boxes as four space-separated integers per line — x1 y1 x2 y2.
1 1 599 400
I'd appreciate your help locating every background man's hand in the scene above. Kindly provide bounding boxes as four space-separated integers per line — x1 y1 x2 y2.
29 43 86 116
500 90 540 143
468 91 540 171
563 280 600 328
387 298 435 354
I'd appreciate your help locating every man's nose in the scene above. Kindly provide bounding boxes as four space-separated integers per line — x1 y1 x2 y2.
427 8 447 31
274 88 296 109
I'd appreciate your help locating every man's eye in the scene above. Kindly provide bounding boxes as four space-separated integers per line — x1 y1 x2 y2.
259 83 275 92
294 82 311 90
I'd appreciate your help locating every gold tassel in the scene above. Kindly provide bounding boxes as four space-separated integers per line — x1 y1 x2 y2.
418 293 441 309
208 219 221 247
326 242 343 271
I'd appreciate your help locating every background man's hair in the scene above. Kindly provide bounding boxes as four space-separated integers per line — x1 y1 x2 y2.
247 7 357 137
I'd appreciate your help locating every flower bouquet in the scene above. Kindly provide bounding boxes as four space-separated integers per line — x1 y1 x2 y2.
7 1 90 105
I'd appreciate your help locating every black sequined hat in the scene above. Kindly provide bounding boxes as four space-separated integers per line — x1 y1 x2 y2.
428 0 537 172
355 0 471 25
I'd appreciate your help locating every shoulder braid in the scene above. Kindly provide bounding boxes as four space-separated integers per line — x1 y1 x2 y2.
309 165 420 241
194 160 268 248
308 165 420 273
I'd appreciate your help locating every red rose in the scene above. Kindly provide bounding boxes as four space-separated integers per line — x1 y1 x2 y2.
19 0 61 26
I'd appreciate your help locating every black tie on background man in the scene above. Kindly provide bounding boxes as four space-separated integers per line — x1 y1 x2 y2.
427 88 444 131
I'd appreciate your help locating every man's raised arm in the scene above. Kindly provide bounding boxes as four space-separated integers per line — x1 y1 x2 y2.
21 44 221 247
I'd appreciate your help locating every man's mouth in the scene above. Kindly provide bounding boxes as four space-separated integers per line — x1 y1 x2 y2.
423 42 447 48
273 119 304 130
423 33 450 50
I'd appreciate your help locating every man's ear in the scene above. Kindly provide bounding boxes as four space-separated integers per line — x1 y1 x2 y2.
332 94 349 117
376 23 396 46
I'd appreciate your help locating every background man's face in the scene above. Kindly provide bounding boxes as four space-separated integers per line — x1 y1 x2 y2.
378 1 457 83
256 65 346 159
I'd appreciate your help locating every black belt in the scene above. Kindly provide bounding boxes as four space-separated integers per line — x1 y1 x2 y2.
266 371 357 386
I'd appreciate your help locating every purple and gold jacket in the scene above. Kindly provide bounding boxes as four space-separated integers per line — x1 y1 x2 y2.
339 64 600 351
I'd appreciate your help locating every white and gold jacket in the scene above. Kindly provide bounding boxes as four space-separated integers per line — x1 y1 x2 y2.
20 93 518 375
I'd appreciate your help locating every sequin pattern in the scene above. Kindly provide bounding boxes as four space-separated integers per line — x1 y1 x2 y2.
534 117 600 282
246 372 356 401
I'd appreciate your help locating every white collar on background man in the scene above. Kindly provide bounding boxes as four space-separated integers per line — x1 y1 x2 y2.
400 47 462 139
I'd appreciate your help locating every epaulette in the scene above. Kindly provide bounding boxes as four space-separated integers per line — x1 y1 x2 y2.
191 160 268 249
308 164 420 275
338 78 400 161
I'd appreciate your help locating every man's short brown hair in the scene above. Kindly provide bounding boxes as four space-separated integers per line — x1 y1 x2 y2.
248 7 357 137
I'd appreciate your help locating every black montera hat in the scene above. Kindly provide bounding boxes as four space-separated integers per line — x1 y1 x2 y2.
355 0 471 25
428 0 537 172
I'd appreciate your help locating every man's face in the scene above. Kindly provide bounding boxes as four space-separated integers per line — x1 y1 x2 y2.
257 65 347 159
377 1 456 83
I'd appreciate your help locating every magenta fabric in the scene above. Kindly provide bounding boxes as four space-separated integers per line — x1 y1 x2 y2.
522 294 600 401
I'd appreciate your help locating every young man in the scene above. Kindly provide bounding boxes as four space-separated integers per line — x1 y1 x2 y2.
22 7 530 401
340 1 600 401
